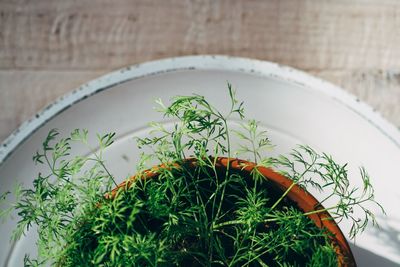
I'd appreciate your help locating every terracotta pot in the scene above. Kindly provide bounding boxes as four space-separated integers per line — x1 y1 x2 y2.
111 157 356 267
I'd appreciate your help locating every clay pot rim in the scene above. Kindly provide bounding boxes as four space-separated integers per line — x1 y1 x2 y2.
111 156 356 267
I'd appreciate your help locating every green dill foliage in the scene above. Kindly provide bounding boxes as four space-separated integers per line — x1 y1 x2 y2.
8 129 117 266
3 84 383 266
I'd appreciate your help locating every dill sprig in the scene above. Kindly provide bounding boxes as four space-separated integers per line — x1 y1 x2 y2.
2 83 383 266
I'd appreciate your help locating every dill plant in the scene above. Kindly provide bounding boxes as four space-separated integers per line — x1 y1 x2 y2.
2 84 383 266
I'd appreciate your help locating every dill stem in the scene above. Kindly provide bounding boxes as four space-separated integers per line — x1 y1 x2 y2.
245 240 292 265
250 130 258 164
269 181 296 211
269 154 318 211
213 206 337 229
213 219 242 229
44 152 85 193
96 157 118 187
214 118 231 221
247 182 258 266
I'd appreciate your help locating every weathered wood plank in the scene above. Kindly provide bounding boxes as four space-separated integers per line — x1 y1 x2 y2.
312 69 400 129
0 71 103 142
1 0 400 143
1 0 400 71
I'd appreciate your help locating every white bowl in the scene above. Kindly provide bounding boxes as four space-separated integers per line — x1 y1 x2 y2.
1 56 399 266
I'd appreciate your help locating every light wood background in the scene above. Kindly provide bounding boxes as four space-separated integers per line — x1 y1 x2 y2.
1 0 400 143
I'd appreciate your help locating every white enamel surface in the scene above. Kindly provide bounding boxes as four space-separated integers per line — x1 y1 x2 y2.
1 56 400 266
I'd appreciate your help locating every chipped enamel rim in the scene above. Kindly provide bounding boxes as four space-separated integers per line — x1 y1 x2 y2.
1 55 400 166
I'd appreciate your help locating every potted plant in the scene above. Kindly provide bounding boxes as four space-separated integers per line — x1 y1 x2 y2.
2 84 383 266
